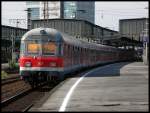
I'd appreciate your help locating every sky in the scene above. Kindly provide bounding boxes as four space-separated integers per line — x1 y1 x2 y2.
2 1 148 31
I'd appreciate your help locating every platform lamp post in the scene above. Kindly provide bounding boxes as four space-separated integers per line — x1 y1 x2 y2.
11 34 15 61
24 8 32 30
9 20 19 62
144 7 149 64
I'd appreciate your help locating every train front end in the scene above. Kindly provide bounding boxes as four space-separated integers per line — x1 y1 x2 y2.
19 28 64 86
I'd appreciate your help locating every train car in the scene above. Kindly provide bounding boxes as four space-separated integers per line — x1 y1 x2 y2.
19 28 134 86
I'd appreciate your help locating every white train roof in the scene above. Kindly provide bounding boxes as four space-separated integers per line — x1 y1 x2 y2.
21 28 119 52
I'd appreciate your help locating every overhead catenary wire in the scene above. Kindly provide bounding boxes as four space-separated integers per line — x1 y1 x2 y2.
95 10 147 14
96 13 147 17
2 9 27 12
95 8 148 17
3 7 148 15
95 7 148 11
95 11 148 16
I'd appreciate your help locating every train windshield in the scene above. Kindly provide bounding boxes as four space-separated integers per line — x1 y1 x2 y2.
42 42 57 55
26 40 57 55
27 40 41 54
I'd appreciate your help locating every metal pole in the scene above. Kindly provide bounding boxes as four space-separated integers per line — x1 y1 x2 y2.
46 1 49 27
25 8 32 30
146 42 147 60
43 1 46 27
43 2 46 20
144 7 148 64
43 1 49 27
145 18 148 62
9 19 26 61
60 1 64 19
11 35 14 61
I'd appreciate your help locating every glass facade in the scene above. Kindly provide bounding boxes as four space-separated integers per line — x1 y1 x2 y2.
63 2 77 19
63 1 95 23
26 1 95 23
47 2 61 19
26 2 40 6
30 8 40 20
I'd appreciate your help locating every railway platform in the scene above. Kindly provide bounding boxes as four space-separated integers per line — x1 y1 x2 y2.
30 62 148 111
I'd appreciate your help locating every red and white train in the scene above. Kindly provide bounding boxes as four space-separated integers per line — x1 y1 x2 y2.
19 28 135 86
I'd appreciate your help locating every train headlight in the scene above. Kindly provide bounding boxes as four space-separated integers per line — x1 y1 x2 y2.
38 61 43 66
25 62 31 67
50 62 57 67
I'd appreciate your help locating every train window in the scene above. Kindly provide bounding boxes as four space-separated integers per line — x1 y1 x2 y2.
42 42 57 55
27 43 41 54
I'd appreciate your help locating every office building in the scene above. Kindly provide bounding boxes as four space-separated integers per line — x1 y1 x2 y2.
26 1 95 23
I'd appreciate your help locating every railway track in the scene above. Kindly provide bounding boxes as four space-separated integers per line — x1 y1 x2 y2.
1 88 32 107
1 79 59 112
22 104 34 112
2 76 21 85
1 62 114 112
1 76 30 101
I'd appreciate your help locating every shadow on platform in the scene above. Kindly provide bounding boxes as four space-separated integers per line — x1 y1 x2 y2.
68 62 133 78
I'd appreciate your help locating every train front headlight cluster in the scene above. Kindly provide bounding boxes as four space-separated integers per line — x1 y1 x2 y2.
50 62 57 67
25 62 31 67
38 61 43 66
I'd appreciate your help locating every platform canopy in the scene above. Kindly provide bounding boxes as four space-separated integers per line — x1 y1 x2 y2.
103 36 143 47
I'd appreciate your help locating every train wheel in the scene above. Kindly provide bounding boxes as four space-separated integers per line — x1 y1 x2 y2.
30 74 38 88
51 76 58 85
47 76 52 87
29 78 35 88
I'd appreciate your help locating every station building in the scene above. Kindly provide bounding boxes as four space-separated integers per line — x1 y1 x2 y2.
31 18 119 44
2 25 28 63
119 18 148 42
119 18 149 63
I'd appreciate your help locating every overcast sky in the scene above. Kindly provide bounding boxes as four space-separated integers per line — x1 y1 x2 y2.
2 1 148 31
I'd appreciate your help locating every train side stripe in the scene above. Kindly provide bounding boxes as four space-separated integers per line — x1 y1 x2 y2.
20 67 64 71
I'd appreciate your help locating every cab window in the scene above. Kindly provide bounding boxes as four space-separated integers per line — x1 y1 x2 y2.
27 42 41 54
42 42 57 55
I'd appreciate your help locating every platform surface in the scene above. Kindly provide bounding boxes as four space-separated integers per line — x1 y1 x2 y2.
30 62 149 112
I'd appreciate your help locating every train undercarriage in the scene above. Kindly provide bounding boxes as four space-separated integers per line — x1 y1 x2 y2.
20 71 62 88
